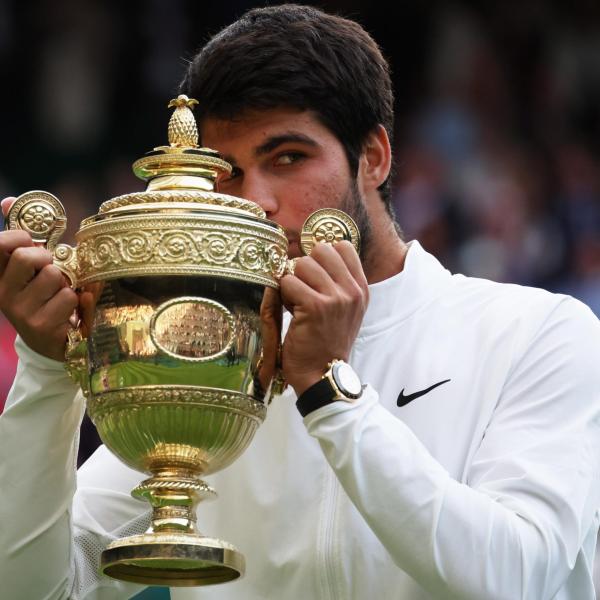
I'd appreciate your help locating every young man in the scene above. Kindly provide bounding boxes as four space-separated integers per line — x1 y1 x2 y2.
1 5 600 599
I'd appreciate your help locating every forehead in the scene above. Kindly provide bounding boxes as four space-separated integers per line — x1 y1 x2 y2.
200 107 337 155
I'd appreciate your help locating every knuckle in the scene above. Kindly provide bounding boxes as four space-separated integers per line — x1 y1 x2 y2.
28 314 44 332
13 246 51 266
310 242 331 259
59 286 79 308
40 263 64 284
348 285 363 303
10 246 28 262
333 284 353 303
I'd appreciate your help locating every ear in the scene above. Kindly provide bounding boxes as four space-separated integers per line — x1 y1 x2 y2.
357 125 392 193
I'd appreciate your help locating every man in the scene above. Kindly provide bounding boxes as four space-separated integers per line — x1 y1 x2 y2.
1 5 600 599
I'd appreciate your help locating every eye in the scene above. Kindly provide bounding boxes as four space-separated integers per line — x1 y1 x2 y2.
273 152 305 166
220 166 242 185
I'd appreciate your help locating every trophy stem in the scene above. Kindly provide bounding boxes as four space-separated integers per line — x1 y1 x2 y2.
133 474 214 535
99 474 245 586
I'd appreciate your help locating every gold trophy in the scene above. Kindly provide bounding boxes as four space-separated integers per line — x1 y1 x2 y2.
6 96 359 587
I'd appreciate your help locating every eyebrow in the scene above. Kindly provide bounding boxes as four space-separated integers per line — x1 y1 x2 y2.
220 132 319 167
255 132 319 157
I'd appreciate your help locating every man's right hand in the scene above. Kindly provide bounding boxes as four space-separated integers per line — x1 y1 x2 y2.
0 197 78 361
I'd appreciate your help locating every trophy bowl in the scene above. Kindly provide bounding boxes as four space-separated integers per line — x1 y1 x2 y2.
7 95 359 587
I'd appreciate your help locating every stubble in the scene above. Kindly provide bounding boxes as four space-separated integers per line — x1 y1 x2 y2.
339 180 372 262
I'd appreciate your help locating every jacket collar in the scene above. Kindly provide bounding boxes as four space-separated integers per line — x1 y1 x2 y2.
358 241 452 337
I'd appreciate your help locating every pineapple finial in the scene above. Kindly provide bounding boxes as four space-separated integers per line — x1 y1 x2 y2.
167 95 199 148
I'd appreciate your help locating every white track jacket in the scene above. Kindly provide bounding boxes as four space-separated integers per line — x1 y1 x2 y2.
1 241 600 600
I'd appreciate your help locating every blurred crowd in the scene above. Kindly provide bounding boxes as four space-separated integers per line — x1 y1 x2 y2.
1 1 600 417
393 7 600 311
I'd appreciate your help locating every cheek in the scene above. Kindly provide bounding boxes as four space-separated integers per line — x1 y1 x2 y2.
289 163 350 219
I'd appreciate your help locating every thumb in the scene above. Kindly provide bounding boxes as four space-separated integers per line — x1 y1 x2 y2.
1 197 17 218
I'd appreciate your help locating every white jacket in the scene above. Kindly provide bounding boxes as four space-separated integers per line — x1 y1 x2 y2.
1 241 600 600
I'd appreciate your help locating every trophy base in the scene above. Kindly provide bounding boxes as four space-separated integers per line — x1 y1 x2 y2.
100 533 244 586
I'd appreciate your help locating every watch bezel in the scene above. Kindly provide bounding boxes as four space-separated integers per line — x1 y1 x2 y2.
330 360 363 399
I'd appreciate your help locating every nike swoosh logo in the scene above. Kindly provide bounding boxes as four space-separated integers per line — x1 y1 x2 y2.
397 379 451 407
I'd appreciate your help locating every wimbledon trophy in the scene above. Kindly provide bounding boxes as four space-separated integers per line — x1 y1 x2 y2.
6 96 360 587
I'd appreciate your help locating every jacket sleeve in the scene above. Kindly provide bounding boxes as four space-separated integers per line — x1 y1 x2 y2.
304 297 600 600
0 337 146 600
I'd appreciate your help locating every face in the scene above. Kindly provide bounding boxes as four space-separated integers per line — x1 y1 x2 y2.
201 108 371 258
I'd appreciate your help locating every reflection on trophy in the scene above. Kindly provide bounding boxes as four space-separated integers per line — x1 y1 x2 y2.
7 96 359 587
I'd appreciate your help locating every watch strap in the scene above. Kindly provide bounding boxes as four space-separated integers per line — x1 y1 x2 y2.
296 377 336 417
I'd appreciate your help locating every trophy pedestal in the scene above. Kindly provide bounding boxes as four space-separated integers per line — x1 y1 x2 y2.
100 533 244 586
100 474 244 585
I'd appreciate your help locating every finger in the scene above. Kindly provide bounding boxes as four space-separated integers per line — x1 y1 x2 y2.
38 286 79 326
280 272 321 314
294 243 355 292
1 246 53 292
1 196 17 217
79 290 97 337
285 256 339 297
0 230 34 274
19 264 68 308
333 240 368 293
260 286 282 323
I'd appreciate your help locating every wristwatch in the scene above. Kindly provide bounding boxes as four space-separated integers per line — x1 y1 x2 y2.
296 359 363 417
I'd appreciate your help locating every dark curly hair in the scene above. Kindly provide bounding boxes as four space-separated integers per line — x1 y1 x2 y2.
180 4 394 210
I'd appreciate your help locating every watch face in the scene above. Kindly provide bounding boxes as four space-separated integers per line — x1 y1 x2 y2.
332 361 362 397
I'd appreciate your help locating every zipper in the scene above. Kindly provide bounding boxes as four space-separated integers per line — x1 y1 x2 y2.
317 346 357 599
317 465 341 600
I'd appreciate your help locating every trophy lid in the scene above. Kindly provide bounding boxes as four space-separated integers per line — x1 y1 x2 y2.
98 95 265 218
65 95 287 288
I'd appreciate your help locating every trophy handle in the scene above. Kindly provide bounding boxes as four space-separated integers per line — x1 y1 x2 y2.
299 207 360 257
6 191 87 388
64 327 90 395
5 190 79 287
283 207 361 278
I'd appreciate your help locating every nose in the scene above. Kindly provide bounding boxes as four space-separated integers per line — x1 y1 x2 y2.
239 173 279 218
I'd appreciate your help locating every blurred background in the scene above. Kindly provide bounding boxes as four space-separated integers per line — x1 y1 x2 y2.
1 0 600 445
